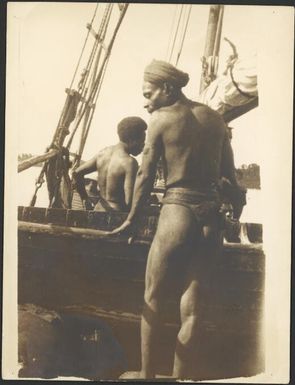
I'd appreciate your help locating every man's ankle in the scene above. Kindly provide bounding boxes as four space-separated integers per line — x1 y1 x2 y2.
140 369 155 379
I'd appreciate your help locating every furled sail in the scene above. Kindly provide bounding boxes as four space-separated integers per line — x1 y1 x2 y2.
198 53 258 122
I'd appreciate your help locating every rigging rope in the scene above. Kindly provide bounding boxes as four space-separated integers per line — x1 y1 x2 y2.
223 38 255 99
29 164 46 207
65 4 113 152
87 4 113 102
66 4 128 166
166 4 192 66
75 54 110 166
69 3 99 90
29 4 128 207
69 4 114 168
85 4 129 115
165 5 179 61
175 5 192 66
77 4 112 99
168 5 184 63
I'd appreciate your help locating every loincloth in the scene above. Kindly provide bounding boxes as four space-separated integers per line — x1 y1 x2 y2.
162 187 221 226
93 196 116 212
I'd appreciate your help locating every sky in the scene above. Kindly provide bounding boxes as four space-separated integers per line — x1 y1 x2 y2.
9 2 263 167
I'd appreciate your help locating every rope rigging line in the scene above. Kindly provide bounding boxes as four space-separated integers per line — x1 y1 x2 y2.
73 5 117 166
69 3 99 90
29 163 47 207
77 4 113 100
168 4 184 63
175 5 192 67
27 3 128 208
165 5 179 61
85 4 129 114
78 5 113 131
66 4 128 162
74 53 110 167
65 4 114 152
223 38 255 100
86 4 113 103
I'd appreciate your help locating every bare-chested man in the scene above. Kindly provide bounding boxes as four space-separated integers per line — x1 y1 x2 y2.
72 117 147 211
112 60 242 379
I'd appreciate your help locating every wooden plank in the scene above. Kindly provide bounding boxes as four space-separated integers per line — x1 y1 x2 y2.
46 208 68 225
22 207 47 223
18 206 24 220
18 227 264 272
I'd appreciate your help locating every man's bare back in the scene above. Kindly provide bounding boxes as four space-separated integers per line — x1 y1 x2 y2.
72 116 147 211
151 98 228 190
95 144 139 210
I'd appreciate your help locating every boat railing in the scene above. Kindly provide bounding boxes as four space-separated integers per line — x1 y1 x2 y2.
18 205 262 247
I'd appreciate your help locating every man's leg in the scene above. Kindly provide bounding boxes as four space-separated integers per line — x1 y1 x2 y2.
173 221 222 379
141 204 197 379
172 252 200 379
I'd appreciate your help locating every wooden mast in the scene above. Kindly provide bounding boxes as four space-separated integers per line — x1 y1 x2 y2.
199 5 224 94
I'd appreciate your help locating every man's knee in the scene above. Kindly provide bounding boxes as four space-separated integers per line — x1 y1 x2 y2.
178 314 199 347
144 284 156 309
143 277 165 312
180 280 199 318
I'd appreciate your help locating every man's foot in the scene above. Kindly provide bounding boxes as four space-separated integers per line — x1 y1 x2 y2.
119 371 175 380
119 371 142 379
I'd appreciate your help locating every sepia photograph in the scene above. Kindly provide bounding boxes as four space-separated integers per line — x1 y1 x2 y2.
3 2 293 382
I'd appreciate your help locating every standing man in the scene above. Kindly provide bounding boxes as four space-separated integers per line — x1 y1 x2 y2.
112 60 242 379
72 116 147 211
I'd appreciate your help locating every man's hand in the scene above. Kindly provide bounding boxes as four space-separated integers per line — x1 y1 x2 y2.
82 198 94 211
110 219 132 235
71 173 78 190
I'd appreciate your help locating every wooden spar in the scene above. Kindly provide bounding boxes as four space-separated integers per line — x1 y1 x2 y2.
199 5 223 93
18 149 59 173
223 96 258 123
18 221 150 246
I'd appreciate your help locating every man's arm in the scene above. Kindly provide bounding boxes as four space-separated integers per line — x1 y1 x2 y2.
72 156 97 203
123 159 139 209
111 115 163 233
220 130 247 219
220 131 239 187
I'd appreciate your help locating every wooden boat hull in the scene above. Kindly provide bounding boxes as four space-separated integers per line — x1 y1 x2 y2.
18 206 265 380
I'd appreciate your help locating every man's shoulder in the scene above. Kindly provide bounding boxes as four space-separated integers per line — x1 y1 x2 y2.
97 146 118 168
150 106 181 127
191 101 220 117
148 110 170 133
191 102 226 129
121 155 138 170
100 145 115 153
97 145 114 158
